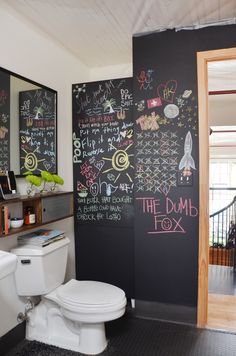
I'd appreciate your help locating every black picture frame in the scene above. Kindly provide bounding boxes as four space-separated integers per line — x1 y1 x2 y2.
19 88 57 175
0 66 57 177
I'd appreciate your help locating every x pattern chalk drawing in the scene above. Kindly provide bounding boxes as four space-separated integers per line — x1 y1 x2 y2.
135 72 198 194
135 129 179 193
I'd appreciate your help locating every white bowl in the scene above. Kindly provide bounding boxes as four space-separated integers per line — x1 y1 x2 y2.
10 218 24 228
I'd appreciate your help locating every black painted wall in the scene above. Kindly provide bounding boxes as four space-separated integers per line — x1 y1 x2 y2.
133 25 236 323
72 25 236 322
72 78 134 298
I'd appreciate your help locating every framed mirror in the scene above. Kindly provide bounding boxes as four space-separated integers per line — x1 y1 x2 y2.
0 67 57 177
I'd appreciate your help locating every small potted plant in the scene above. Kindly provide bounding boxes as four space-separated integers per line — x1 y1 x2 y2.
51 174 64 192
24 172 42 196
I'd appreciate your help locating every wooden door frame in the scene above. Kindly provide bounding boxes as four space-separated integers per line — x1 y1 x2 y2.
197 47 236 327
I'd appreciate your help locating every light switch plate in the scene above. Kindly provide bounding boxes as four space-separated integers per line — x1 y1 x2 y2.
177 171 193 186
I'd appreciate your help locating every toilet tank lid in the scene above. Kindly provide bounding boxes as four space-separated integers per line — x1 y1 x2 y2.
11 237 70 256
0 251 17 280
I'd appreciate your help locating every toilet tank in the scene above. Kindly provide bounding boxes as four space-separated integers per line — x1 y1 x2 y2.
11 237 70 296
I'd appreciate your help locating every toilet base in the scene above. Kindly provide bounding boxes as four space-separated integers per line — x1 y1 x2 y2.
26 299 107 355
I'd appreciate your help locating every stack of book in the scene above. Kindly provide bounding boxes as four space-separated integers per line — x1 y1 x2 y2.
1 205 9 235
17 229 65 247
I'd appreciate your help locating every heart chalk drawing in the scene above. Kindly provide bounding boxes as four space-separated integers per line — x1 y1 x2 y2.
94 160 105 171
157 80 177 103
43 161 52 171
159 182 171 196
120 130 127 138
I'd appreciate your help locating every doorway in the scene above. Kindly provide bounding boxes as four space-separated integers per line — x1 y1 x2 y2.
197 47 236 329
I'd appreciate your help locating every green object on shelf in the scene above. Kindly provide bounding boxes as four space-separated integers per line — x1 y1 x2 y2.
40 170 54 193
24 172 42 196
41 171 54 183
40 171 64 192
51 174 64 191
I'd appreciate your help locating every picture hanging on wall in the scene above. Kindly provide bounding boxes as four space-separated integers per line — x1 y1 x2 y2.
19 88 57 175
0 71 10 172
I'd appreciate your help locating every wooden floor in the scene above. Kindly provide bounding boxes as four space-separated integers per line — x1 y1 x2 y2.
208 293 236 332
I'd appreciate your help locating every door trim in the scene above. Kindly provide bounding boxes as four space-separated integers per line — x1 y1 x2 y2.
197 47 236 327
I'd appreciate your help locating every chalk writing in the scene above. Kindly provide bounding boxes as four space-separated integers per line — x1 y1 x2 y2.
134 69 200 238
157 80 177 103
73 78 134 225
136 195 198 234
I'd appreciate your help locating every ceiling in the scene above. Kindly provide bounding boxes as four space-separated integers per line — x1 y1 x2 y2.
2 0 236 68
2 1 235 153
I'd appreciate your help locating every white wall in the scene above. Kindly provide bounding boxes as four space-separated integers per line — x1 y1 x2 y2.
89 63 132 81
209 94 236 158
0 5 90 337
0 5 133 338
209 94 236 126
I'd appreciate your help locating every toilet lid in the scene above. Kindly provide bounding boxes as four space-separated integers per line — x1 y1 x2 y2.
57 279 125 307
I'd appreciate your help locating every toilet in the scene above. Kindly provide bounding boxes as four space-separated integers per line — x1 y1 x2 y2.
11 237 127 355
0 250 18 337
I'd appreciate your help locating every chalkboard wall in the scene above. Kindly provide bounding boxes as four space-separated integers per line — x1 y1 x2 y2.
72 78 134 226
133 25 236 324
71 25 236 322
72 78 134 297
0 71 10 171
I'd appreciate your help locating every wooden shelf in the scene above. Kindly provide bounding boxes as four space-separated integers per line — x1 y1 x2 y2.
0 191 73 238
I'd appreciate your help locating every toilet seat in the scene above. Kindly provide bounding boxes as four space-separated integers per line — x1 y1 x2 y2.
56 279 126 311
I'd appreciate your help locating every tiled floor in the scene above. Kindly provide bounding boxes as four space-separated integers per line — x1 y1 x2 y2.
6 312 236 356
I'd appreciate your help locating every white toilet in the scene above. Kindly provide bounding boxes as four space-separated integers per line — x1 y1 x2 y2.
11 237 127 355
0 250 18 337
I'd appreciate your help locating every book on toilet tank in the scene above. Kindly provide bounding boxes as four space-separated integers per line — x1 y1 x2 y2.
17 229 65 246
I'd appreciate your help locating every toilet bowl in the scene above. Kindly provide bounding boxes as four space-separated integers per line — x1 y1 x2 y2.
12 238 127 355
27 279 126 354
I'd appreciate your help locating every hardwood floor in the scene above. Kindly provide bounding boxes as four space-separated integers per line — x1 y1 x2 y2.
208 293 236 332
208 265 236 296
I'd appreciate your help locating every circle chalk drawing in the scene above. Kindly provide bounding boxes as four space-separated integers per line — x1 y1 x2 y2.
112 150 130 172
164 104 179 119
24 152 38 171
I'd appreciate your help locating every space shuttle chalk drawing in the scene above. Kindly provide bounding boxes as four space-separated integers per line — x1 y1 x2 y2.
179 131 196 177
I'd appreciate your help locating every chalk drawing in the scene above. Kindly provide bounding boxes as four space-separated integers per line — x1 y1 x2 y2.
179 131 196 178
